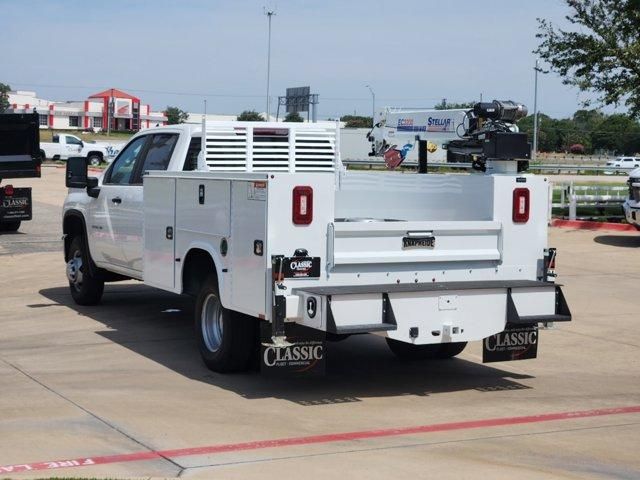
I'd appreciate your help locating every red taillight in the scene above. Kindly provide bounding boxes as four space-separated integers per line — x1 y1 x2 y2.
4 184 14 196
512 188 530 223
292 186 313 225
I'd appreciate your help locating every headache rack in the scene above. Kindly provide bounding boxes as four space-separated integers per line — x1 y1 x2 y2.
201 119 340 173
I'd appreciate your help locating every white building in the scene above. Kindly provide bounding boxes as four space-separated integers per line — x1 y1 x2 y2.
7 89 167 132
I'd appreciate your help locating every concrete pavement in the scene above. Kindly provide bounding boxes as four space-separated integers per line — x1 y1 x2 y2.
0 168 639 479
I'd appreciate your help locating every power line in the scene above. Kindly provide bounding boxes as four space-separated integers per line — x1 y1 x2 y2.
6 81 453 103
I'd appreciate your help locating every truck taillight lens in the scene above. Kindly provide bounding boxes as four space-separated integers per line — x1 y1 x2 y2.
292 186 313 225
4 185 14 196
512 188 530 223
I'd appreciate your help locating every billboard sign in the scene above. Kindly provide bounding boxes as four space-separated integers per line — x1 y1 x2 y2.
286 86 310 113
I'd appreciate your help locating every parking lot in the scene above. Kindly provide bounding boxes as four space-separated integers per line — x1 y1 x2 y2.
1 167 639 479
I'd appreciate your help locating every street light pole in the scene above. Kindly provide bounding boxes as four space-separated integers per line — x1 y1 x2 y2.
533 59 540 160
366 84 375 127
265 8 276 121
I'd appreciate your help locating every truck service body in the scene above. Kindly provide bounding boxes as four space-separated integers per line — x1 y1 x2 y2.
63 116 571 373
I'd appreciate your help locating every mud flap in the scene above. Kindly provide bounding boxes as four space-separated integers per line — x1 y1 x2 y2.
483 323 538 363
260 323 326 376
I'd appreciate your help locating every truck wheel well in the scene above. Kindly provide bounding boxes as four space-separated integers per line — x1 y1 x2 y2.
63 214 85 261
183 249 217 296
87 151 103 159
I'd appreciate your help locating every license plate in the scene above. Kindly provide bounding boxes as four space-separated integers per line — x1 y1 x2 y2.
0 188 32 221
402 236 435 249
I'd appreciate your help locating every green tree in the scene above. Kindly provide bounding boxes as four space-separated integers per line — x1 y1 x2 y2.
237 110 264 121
591 114 640 154
536 1 640 117
518 114 561 152
341 115 372 128
165 106 189 124
0 82 11 113
434 100 475 110
284 111 304 122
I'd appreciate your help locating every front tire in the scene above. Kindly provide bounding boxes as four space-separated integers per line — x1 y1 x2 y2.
0 220 21 232
194 275 256 372
386 338 467 360
87 154 102 167
66 236 104 305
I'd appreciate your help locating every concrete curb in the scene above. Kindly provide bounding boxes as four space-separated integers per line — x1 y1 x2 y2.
551 218 637 232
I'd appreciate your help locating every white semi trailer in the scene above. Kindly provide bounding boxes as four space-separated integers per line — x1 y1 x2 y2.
62 110 571 374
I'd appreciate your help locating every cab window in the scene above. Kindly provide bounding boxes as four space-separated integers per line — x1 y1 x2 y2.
104 136 148 185
66 136 82 146
132 133 179 183
183 136 201 171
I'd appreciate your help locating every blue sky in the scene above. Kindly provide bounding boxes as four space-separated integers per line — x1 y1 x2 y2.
1 0 618 118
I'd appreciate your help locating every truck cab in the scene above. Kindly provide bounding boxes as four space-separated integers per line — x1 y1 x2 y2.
64 126 191 278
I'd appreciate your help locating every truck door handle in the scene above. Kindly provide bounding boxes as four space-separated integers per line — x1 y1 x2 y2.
111 197 122 204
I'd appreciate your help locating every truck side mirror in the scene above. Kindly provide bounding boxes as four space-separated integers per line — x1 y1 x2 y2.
66 156 88 188
87 176 100 198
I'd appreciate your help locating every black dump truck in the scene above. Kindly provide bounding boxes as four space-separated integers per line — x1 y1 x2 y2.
0 112 42 232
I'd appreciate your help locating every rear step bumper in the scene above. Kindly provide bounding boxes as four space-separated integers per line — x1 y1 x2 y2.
293 280 571 339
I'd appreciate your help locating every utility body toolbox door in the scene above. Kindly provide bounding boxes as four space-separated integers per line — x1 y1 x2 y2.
143 176 177 290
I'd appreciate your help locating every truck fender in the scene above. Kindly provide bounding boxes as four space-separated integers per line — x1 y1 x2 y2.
62 210 98 276
179 241 228 306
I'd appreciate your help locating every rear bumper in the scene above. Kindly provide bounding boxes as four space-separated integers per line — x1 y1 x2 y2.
291 280 571 344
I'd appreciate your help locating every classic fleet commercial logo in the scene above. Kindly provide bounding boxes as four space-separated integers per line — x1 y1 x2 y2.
260 323 326 375
263 342 324 369
289 259 313 277
484 329 537 352
483 325 538 363
2 198 28 208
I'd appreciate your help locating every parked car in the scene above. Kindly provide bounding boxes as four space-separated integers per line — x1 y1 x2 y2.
605 156 640 174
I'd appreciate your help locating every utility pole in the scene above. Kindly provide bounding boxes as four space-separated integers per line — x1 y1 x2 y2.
264 7 276 121
533 59 540 160
366 85 375 127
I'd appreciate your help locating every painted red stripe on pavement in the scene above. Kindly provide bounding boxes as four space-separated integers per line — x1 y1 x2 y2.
551 218 637 232
2 405 639 474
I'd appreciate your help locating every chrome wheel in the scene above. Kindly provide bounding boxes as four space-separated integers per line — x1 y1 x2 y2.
66 251 84 292
201 293 224 353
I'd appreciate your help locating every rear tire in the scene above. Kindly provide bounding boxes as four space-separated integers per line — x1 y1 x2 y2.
386 338 467 360
67 236 104 305
0 220 21 232
194 275 256 372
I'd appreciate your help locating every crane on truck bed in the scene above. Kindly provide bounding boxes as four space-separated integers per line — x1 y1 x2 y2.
367 100 529 172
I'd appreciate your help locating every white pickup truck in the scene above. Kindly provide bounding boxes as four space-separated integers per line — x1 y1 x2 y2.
41 133 116 166
62 119 571 374
623 167 640 230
